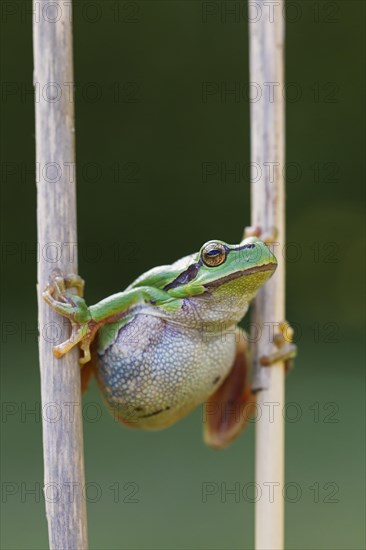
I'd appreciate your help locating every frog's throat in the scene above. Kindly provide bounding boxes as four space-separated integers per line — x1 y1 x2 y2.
203 262 277 289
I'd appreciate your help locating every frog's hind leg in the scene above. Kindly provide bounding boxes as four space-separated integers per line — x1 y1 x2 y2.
80 361 94 393
203 329 256 449
80 341 98 394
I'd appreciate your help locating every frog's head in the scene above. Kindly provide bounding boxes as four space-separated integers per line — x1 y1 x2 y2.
164 236 277 313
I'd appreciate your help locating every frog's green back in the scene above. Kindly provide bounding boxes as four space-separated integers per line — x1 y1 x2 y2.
127 253 198 291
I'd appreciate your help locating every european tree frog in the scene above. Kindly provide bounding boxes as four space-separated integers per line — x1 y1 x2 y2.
43 236 292 447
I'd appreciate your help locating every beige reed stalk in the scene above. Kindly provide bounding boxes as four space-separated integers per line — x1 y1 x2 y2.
33 1 88 547
249 1 286 548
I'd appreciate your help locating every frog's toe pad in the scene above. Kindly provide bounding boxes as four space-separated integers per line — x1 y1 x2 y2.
203 340 256 449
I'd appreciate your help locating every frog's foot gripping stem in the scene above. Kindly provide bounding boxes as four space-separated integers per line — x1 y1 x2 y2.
42 271 97 365
260 321 297 372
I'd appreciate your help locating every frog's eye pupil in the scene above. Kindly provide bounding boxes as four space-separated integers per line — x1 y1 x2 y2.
201 243 227 267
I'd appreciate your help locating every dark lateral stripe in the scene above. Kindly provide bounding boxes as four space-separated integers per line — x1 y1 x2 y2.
203 262 276 289
163 262 201 291
163 243 264 291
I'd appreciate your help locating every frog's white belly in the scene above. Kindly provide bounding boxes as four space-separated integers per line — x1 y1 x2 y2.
96 313 236 429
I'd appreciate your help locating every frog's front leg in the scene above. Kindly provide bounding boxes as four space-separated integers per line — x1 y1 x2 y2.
42 272 182 365
42 273 97 364
260 321 297 372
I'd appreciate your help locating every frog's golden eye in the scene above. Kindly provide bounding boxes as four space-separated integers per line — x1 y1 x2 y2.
201 242 227 267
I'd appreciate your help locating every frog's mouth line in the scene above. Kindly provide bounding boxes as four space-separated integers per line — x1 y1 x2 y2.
204 262 277 289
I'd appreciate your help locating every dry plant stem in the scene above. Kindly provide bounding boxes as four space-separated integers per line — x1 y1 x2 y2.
249 1 286 549
33 0 88 548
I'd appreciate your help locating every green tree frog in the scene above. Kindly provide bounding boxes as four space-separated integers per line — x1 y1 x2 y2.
43 236 287 448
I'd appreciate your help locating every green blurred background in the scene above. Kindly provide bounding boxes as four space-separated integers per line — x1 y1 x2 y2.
1 1 365 548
